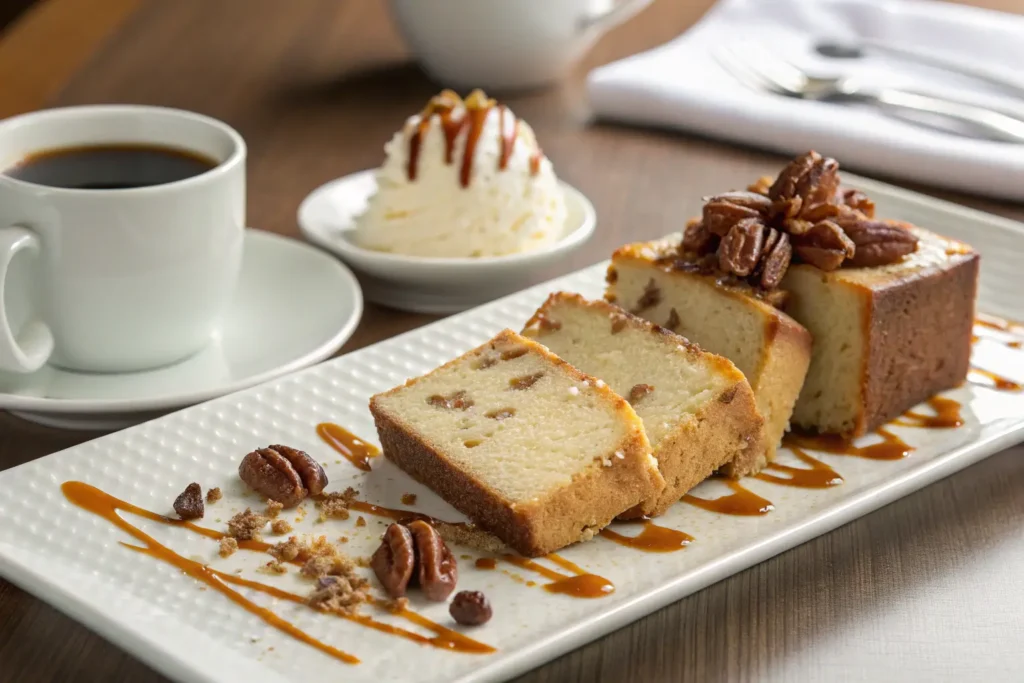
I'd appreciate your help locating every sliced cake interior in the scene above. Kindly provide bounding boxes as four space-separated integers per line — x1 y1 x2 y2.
369 329 664 557
522 293 765 517
608 236 812 474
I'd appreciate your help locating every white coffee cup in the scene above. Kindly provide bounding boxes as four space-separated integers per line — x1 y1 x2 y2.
388 0 653 91
0 105 245 374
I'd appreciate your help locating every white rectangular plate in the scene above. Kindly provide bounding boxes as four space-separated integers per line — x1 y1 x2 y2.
1 176 1023 683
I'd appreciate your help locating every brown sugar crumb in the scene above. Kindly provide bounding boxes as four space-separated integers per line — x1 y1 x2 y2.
218 537 238 558
435 522 508 554
300 536 357 579
205 487 223 504
264 499 284 518
380 596 409 614
354 556 371 568
227 508 268 541
269 536 304 562
316 487 358 522
355 516 366 528
295 504 307 523
400 493 417 506
258 560 288 575
307 573 370 616
270 519 293 535
339 536 349 544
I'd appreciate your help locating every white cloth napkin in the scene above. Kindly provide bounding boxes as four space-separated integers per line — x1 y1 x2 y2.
586 0 1024 201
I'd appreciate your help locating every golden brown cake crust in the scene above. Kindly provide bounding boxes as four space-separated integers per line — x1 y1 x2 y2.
369 330 662 557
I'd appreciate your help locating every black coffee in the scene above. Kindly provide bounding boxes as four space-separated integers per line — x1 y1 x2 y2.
4 143 218 190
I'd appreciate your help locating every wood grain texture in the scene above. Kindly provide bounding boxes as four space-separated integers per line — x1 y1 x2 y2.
1 1 1023 681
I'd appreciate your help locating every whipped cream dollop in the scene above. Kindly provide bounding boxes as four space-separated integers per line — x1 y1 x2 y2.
354 90 567 258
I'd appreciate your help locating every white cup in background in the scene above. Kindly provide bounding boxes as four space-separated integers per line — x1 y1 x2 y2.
388 0 653 92
0 105 246 374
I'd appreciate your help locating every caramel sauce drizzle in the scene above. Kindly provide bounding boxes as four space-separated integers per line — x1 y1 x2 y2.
316 423 380 472
894 396 965 429
968 367 1022 392
756 450 843 489
682 479 775 516
60 482 494 661
783 428 912 461
975 313 1024 334
500 554 614 598
475 557 497 570
599 521 694 553
406 100 539 187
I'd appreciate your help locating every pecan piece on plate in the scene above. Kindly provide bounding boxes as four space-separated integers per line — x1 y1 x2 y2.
717 217 766 277
449 590 493 626
371 523 416 599
238 445 328 508
408 520 458 602
173 482 204 521
837 218 920 267
791 220 855 271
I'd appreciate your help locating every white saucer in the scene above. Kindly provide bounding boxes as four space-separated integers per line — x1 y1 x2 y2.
297 170 596 314
0 229 362 430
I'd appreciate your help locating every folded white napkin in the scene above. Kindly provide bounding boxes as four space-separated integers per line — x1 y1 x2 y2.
587 0 1024 201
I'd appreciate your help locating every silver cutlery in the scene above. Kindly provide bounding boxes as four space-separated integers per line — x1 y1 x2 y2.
814 38 1024 101
715 44 1024 144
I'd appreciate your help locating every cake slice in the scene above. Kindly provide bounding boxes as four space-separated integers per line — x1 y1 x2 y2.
521 292 765 516
781 225 978 435
607 236 812 474
368 329 664 557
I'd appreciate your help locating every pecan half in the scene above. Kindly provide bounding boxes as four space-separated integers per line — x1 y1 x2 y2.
791 220 856 271
702 191 773 237
408 520 458 602
717 217 766 277
681 220 718 254
756 229 792 289
837 218 919 267
769 151 840 223
238 445 328 508
371 523 416 599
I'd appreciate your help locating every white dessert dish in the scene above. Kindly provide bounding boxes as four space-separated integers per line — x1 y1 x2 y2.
298 169 596 314
0 175 1022 683
0 229 362 429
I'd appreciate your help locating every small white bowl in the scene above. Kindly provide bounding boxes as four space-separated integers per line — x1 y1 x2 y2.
297 169 596 314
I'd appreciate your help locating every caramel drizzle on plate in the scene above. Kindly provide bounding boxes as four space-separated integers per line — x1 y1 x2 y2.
968 367 1022 392
60 482 494 663
316 423 380 471
599 521 694 552
682 480 775 516
756 450 843 489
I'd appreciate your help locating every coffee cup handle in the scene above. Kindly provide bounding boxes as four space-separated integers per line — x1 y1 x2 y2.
578 0 653 33
0 226 53 373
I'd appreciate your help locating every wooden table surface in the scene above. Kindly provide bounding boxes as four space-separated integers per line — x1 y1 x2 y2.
2 1 1023 681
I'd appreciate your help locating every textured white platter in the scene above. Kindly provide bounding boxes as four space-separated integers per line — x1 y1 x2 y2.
0 175 1023 683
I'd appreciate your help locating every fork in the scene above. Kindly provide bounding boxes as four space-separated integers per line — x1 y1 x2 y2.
715 44 1024 144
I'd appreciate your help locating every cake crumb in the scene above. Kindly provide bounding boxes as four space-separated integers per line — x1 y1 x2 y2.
316 487 358 522
264 500 284 518
227 508 268 541
206 487 222 504
268 536 303 562
218 537 238 558
258 560 288 575
401 493 417 506
355 516 366 528
270 519 292 535
435 522 508 554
